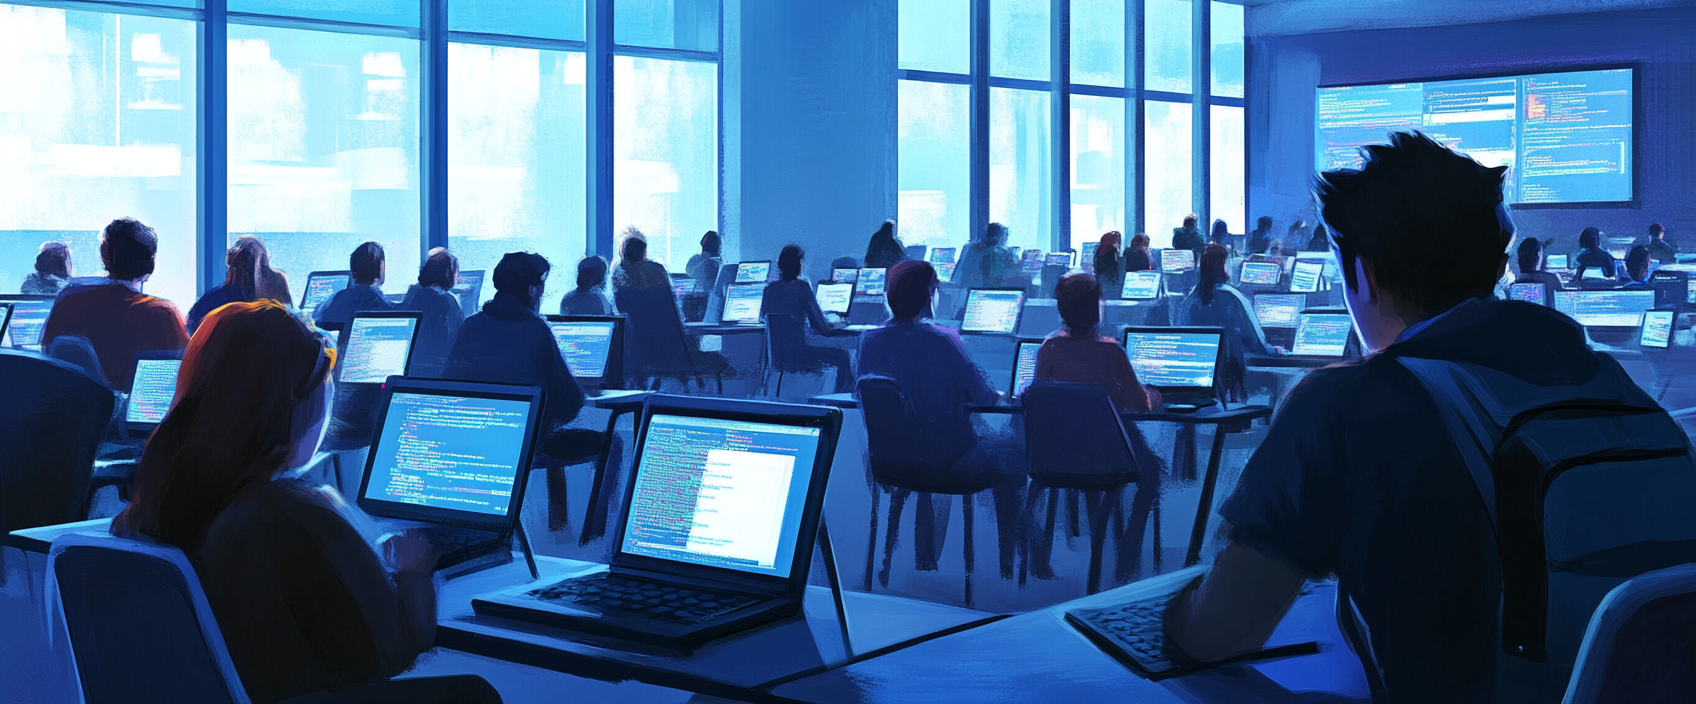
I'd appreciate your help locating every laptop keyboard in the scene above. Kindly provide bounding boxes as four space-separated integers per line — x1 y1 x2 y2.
422 526 498 558
526 573 765 626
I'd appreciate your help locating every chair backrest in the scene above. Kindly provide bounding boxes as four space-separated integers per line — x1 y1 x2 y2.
1563 563 1696 704
765 314 811 371
0 351 116 531
855 375 956 476
615 284 694 378
1022 381 1150 485
49 534 250 704
46 335 108 387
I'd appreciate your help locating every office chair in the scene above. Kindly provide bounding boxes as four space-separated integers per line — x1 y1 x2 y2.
761 314 828 399
1562 563 1696 704
45 335 108 388
1020 381 1162 593
49 534 501 704
615 285 730 394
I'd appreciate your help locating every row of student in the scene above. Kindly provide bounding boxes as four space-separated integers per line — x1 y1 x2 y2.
1514 235 1661 292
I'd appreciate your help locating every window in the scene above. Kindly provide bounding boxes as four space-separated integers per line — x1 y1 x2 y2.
1070 0 1124 88
230 0 420 29
990 88 1051 252
450 0 585 42
898 80 970 251
1071 95 1125 251
899 0 969 74
1210 1 1244 99
1210 105 1245 235
1144 101 1192 248
991 0 1049 81
1144 0 1191 95
614 0 718 52
613 56 716 271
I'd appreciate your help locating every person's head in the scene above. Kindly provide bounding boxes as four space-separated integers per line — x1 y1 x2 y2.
1255 216 1273 233
1129 232 1151 253
1196 244 1231 305
493 251 551 310
115 300 334 548
1054 274 1103 338
1650 222 1666 240
1094 231 1123 277
224 237 266 300
1211 219 1230 244
886 259 937 322
700 230 721 256
1517 237 1544 274
778 244 805 281
576 256 609 290
1183 214 1198 230
872 220 897 245
35 241 71 279
100 218 158 283
985 222 1009 246
418 247 459 289
1626 245 1651 282
1314 131 1513 352
350 241 386 285
621 232 648 264
1579 227 1600 250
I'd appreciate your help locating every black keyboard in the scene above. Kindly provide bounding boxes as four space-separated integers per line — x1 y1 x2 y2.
421 526 498 560
525 573 764 626
1066 590 1319 680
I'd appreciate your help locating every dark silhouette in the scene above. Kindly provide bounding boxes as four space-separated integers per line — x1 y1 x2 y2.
1210 219 1231 247
1646 222 1677 264
40 218 189 391
1036 273 1160 413
611 230 670 291
313 241 393 331
1513 237 1564 292
1304 223 1331 252
761 244 852 393
560 255 616 316
1093 231 1125 299
1171 214 1205 257
398 247 466 377
1124 233 1154 272
1247 216 1275 255
1620 245 1653 289
1574 226 1618 281
863 219 906 270
186 236 266 334
685 230 723 292
21 241 70 295
1173 244 1271 358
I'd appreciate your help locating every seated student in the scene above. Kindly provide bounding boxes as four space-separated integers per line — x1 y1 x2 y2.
761 244 853 394
1618 245 1653 290
257 244 292 307
313 241 393 332
977 222 1029 289
864 220 907 270
399 247 466 377
610 229 671 292
41 218 189 391
1093 231 1125 300
685 230 722 293
21 241 71 296
560 256 616 316
1124 233 1155 272
112 301 499 704
187 236 266 334
1645 222 1677 264
1573 226 1618 281
1172 244 1274 357
1172 214 1206 258
1304 223 1331 252
1513 236 1564 292
1163 131 1668 702
856 260 1023 578
1246 216 1275 256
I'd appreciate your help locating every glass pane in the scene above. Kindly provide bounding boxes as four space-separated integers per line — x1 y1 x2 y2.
899 80 969 253
229 0 418 28
450 44 586 314
0 7 198 307
228 25 420 301
991 0 1049 81
1070 0 1124 88
614 0 718 53
1209 104 1244 239
990 88 1050 252
1144 0 1191 94
1071 95 1125 252
899 0 969 74
451 0 585 42
1210 1 1243 98
614 56 717 272
1143 101 1191 249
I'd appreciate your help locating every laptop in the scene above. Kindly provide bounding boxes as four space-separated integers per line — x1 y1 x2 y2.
1580 268 1611 282
1507 282 1549 306
831 268 859 284
300 271 352 318
1289 310 1356 359
1159 249 1195 274
545 315 625 392
1122 327 1224 408
1045 252 1074 269
721 283 766 325
1554 290 1655 328
1082 243 1099 271
858 268 887 296
1640 310 1674 350
0 303 10 343
735 261 772 284
1122 272 1162 300
671 274 695 300
1289 260 1324 293
472 395 844 650
0 295 54 351
961 288 1025 335
338 311 422 384
1546 254 1569 271
815 281 855 317
1010 339 1042 398
357 377 544 572
451 270 485 314
1252 293 1305 329
126 351 184 434
1239 261 1282 287
1021 249 1046 275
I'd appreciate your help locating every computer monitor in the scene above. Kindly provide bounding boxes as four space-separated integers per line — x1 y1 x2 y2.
1581 268 1610 281
1289 261 1324 293
1082 243 1099 270
1160 249 1195 274
1122 272 1162 300
1546 254 1569 270
1291 312 1354 357
1609 248 1629 262
814 282 854 316
0 295 53 351
736 261 772 284
1045 252 1074 269
545 316 622 389
125 351 184 429
670 275 694 300
722 283 766 324
858 268 887 296
1239 261 1283 286
1687 279 1696 305
935 262 958 283
960 289 1025 335
1010 340 1041 398
300 271 351 317
338 312 422 384
928 247 958 265
450 270 485 314
1640 310 1674 349
1021 249 1046 274
1122 327 1223 392
831 268 859 283
1554 290 1656 328
1253 294 1305 329
1507 283 1548 306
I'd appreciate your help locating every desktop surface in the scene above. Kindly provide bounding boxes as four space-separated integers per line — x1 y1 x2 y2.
340 315 420 384
1123 329 1221 390
548 319 617 380
1291 313 1353 358
722 283 766 324
960 290 1025 335
1253 294 1304 329
126 359 182 425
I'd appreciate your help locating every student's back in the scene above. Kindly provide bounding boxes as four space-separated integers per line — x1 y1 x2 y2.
445 292 584 434
560 287 615 316
858 320 994 465
1172 282 1270 355
399 284 463 375
314 283 391 328
44 282 187 390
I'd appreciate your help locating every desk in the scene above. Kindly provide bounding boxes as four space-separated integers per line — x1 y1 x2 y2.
763 567 1369 704
684 322 768 336
809 393 1272 567
435 556 1000 702
578 391 653 545
6 518 114 555
1245 354 1346 369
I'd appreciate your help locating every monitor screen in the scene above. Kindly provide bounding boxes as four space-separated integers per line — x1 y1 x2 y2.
363 392 532 516
722 283 766 323
620 414 822 578
671 276 693 299
1122 272 1162 300
451 270 485 313
1240 261 1283 286
859 268 887 296
548 320 616 380
1290 261 1324 293
832 268 859 283
928 247 958 265
301 273 350 314
340 316 419 384
1640 310 1673 349
3 299 51 350
1254 294 1306 329
1011 340 1041 397
935 262 957 283
1044 252 1074 268
815 282 855 315
1082 243 1099 270
1160 249 1195 273
1123 330 1222 389
125 359 182 425
1546 254 1569 270
1316 68 1634 204
1581 268 1609 281
1022 249 1046 273
736 262 771 284
1554 290 1655 327
1292 313 1354 357
1608 248 1629 262
961 289 1024 334
1687 279 1696 305
1507 283 1548 305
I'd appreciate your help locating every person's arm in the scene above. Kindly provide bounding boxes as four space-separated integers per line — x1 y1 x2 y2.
540 324 586 424
944 330 999 405
1165 541 1307 662
801 281 834 332
1232 288 1272 355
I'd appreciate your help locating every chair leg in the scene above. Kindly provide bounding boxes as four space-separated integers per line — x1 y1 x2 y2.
1019 483 1045 586
1085 491 1111 595
961 494 975 607
546 464 570 532
775 370 785 398
1152 500 1164 575
1068 489 1082 539
864 484 883 592
879 489 909 588
332 453 344 491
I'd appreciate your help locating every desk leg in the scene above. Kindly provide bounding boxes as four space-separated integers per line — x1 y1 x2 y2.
578 409 627 546
1185 426 1230 567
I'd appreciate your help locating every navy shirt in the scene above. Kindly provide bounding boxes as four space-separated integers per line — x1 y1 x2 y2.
444 292 585 434
856 320 997 466
311 283 392 329
186 283 249 334
397 284 464 377
760 278 831 333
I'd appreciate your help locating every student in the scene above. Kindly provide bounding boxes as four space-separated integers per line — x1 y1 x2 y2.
1172 244 1274 357
187 236 266 334
1172 214 1205 257
313 241 393 331
112 301 498 704
1124 233 1155 272
1093 231 1125 300
856 259 1023 578
953 224 991 290
1210 219 1232 248
1246 216 1275 255
1163 131 1664 703
864 219 907 270
761 244 853 394
21 241 70 295
1646 222 1677 264
1304 223 1331 252
685 230 723 293
976 222 1027 288
257 244 292 307
1618 245 1652 290
41 218 189 391
399 247 466 377
560 256 616 316
1513 237 1564 292
1573 226 1618 281
610 229 670 291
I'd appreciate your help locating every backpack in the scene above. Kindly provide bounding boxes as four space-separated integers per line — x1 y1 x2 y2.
1395 354 1696 703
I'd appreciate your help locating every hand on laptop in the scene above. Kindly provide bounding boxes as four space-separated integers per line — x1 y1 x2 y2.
383 532 439 574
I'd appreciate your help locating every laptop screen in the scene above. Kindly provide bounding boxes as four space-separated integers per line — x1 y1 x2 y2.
620 414 822 578
1021 249 1046 273
928 247 957 265
1011 340 1041 397
0 304 9 341
736 262 771 284
1122 272 1161 300
722 283 766 324
451 270 485 313
815 282 854 316
363 391 534 516
548 319 617 380
1290 261 1323 293
126 358 182 425
1123 329 1222 389
301 273 350 315
1507 283 1547 305
1546 254 1569 270
961 289 1024 334
1044 252 1073 268
1160 249 1195 273
1082 243 1099 270
1641 310 1674 349
1240 261 1282 286
858 268 887 296
340 315 419 384
1554 290 1655 327
1292 313 1353 357
1581 268 1609 281
2 298 52 351
831 268 859 283
1253 294 1305 329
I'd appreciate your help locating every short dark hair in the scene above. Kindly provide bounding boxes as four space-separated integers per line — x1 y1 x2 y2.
621 236 648 263
493 252 551 302
701 230 721 255
35 242 70 279
577 256 609 289
1054 274 1102 336
886 260 936 322
1579 227 1600 249
1196 244 1230 305
1256 216 1273 231
1183 214 1199 229
1650 222 1665 237
100 218 158 281
418 247 458 289
985 222 1009 245
350 241 385 283
1626 245 1651 280
1517 237 1543 274
1314 131 1513 321
778 244 804 280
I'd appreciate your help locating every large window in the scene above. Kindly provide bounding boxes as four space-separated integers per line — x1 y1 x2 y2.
1070 95 1125 250
897 80 970 252
1144 101 1192 247
989 88 1051 252
613 56 717 272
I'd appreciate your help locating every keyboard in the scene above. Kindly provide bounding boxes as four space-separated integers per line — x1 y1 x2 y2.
1066 590 1319 680
524 573 764 626
421 525 500 562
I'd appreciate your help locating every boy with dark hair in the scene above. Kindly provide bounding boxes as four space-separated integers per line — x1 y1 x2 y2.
560 256 615 316
312 241 393 331
41 218 189 390
1619 245 1653 289
1513 237 1563 292
1646 222 1677 264
761 244 852 393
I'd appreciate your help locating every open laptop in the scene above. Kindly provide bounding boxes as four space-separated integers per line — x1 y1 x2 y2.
472 395 844 650
338 311 421 384
1122 327 1223 409
1044 252 1074 270
1289 310 1356 360
831 268 859 284
815 281 855 317
0 295 53 351
1640 309 1674 350
0 303 10 343
1021 249 1046 274
670 274 695 300
1239 261 1282 287
1289 260 1324 293
1159 249 1195 274
451 270 485 314
1554 290 1655 329
1546 254 1569 271
721 283 766 326
1507 282 1549 306
735 261 772 284
961 288 1025 335
1082 243 1099 271
126 351 184 434
1010 339 1042 398
300 271 352 318
1253 293 1305 330
1122 272 1162 300
358 377 544 572
929 247 958 283
545 315 624 392
857 268 887 296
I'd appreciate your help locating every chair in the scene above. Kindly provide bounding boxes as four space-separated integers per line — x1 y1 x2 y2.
319 382 385 492
762 314 826 399
1020 381 1161 593
46 335 108 388
48 534 500 704
1563 563 1696 704
615 284 730 393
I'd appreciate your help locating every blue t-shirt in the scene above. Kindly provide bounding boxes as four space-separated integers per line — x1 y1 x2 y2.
855 320 997 466
312 283 392 329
